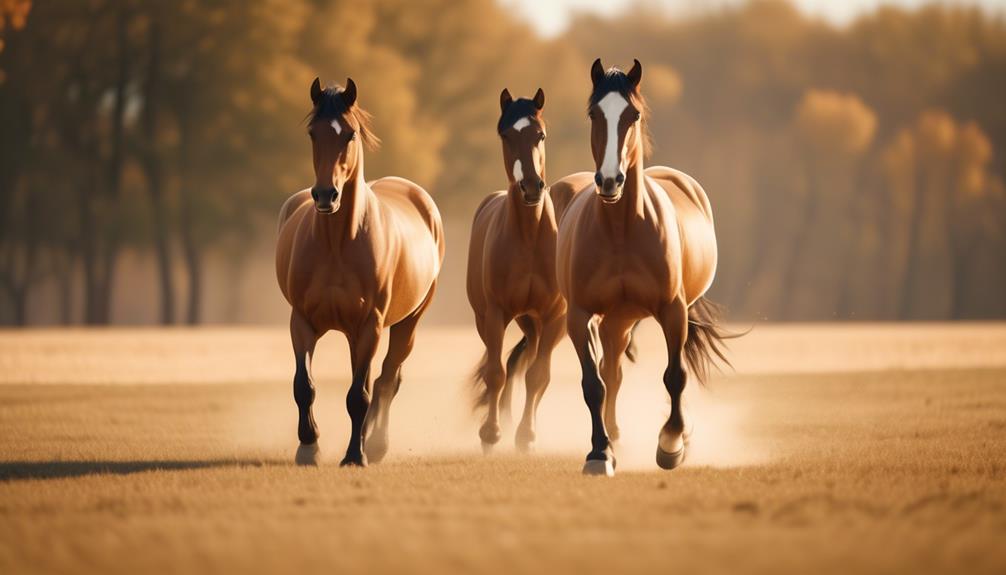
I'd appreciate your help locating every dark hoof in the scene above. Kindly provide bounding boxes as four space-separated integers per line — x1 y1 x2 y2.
479 424 502 446
339 453 367 468
582 459 615 477
655 444 686 470
364 438 389 464
515 426 536 454
295 443 321 466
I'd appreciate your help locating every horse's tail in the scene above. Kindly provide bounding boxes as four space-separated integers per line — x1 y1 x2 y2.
471 338 529 412
683 297 742 384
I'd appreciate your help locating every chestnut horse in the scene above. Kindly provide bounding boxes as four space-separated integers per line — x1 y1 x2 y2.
467 88 566 453
276 78 444 467
557 59 731 476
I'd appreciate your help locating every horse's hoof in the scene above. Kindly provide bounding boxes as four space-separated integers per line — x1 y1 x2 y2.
515 439 536 454
364 440 389 464
339 452 367 468
295 443 321 466
582 459 615 477
655 444 686 470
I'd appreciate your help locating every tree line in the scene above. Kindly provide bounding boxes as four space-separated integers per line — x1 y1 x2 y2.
1 0 1003 324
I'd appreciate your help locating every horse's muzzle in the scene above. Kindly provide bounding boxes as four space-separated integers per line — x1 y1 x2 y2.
519 178 547 206
311 186 340 214
597 176 623 203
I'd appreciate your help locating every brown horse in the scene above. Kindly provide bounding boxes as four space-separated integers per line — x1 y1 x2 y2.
557 59 731 476
276 78 445 467
467 88 567 453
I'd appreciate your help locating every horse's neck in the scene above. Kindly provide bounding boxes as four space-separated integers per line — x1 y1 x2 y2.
599 148 646 239
506 184 551 244
322 159 372 246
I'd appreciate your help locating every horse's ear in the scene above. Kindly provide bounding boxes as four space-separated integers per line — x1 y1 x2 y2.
627 59 642 90
310 77 322 105
590 58 605 86
342 77 357 107
500 88 513 113
533 88 545 110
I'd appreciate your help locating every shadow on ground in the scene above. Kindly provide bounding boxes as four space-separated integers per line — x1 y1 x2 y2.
0 459 278 482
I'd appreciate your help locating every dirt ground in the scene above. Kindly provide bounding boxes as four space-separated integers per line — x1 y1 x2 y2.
1 323 1004 574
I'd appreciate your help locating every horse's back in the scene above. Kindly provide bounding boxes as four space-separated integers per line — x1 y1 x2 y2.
550 172 594 223
645 166 717 303
371 176 445 259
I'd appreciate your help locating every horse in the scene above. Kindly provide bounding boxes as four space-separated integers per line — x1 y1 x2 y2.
556 59 731 477
276 77 445 467
466 88 567 453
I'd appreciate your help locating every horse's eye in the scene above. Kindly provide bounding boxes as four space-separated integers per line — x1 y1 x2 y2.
634 111 641 122
349 131 357 141
538 133 545 143
308 131 315 141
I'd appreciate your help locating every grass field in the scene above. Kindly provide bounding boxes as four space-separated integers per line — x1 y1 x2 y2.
1 323 1005 574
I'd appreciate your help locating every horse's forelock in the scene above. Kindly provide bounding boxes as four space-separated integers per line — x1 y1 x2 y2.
307 86 380 150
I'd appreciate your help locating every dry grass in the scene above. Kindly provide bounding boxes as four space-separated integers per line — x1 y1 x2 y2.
1 324 1005 574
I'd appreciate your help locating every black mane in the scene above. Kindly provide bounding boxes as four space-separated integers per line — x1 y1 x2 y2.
498 98 540 134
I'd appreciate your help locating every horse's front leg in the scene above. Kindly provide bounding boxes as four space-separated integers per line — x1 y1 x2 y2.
567 305 614 476
515 313 561 453
477 305 509 452
342 313 382 467
290 311 321 466
655 299 689 470
598 315 634 442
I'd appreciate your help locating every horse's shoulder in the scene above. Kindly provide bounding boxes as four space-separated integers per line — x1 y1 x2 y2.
473 191 507 222
644 166 713 221
277 188 313 233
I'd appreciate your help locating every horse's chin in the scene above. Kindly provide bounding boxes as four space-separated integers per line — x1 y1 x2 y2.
522 197 543 207
598 191 622 204
314 202 340 215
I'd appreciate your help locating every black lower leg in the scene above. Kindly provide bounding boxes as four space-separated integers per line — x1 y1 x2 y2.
342 366 371 466
581 350 611 461
293 360 318 445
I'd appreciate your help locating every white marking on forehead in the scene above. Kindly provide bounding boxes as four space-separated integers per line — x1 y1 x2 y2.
597 92 629 180
512 116 533 131
512 158 524 183
330 119 342 134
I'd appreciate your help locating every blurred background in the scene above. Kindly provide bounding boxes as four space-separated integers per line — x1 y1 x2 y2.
0 0 1003 326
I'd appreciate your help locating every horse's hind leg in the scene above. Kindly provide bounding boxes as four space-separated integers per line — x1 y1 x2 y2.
290 311 321 465
342 314 382 467
501 315 537 428
515 313 562 453
598 315 634 442
655 299 689 470
364 285 436 463
568 305 615 476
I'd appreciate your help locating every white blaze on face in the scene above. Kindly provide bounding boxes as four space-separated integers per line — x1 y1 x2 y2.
512 116 532 132
597 92 629 181
532 142 543 179
513 158 523 184
330 119 342 134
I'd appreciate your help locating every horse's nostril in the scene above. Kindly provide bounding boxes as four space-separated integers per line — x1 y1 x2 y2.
594 172 603 186
311 188 319 201
518 181 526 192
615 172 625 185
538 180 545 190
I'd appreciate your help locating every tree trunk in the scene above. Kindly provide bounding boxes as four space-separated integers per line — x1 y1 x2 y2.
141 14 175 325
176 87 202 325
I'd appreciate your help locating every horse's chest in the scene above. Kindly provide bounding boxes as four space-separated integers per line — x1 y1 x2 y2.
572 245 670 311
487 243 557 313
294 254 380 328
